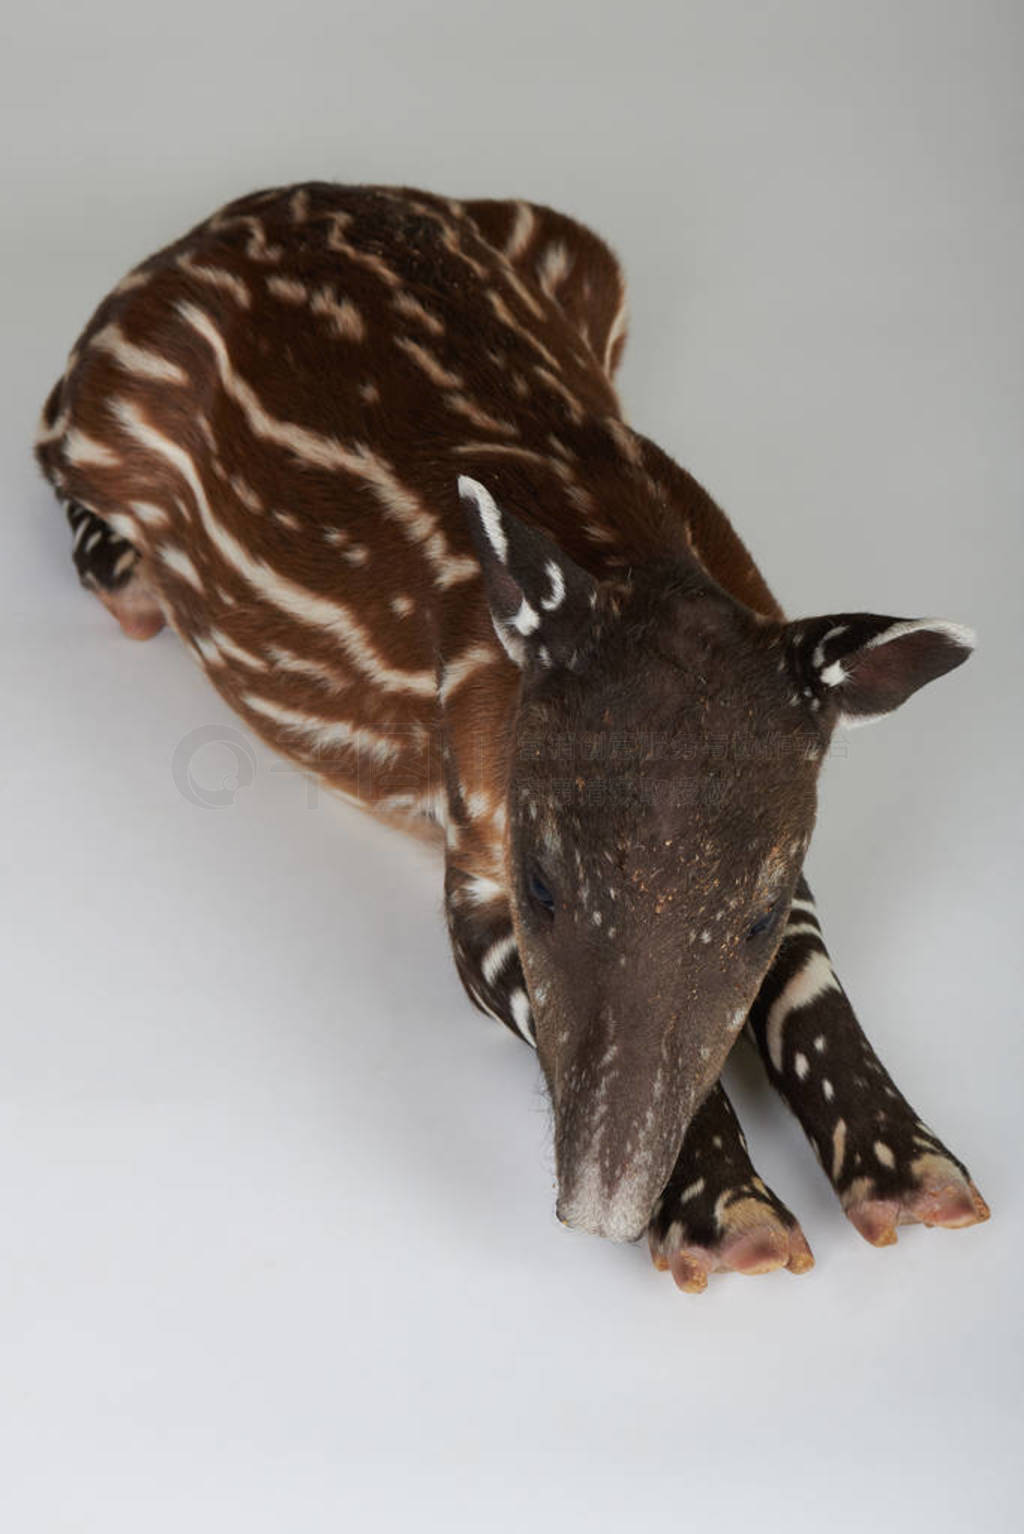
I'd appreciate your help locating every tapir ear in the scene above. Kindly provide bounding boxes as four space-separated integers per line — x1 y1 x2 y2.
457 476 599 669
786 613 975 726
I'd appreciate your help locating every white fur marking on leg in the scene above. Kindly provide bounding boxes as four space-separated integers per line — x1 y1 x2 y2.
509 597 540 636
765 951 841 1072
481 933 517 987
510 988 536 1044
540 560 566 611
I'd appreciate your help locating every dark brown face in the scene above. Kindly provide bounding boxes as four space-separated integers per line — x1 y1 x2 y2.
458 474 975 1243
506 581 821 1241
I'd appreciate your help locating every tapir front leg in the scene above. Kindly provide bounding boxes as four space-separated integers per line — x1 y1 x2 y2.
445 864 536 1045
748 877 990 1246
647 1083 814 1292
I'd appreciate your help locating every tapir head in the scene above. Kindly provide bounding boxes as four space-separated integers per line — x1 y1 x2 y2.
458 477 974 1242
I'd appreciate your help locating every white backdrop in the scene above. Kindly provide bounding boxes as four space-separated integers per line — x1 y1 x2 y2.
2 2 1021 1530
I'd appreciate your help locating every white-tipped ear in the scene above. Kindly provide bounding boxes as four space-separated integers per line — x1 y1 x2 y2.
459 476 508 562
457 476 598 670
787 612 975 726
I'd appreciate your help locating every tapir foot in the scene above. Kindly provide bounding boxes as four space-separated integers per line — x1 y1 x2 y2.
648 1082 815 1293
67 501 165 640
92 577 166 640
648 1184 814 1294
842 1149 990 1248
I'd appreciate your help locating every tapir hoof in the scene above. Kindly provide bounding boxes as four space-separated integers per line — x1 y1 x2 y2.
843 1152 990 1249
649 1189 815 1294
94 579 166 640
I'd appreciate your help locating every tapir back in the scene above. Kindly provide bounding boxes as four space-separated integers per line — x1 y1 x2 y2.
35 182 777 834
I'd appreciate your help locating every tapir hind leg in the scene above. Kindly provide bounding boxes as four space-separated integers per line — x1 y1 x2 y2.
66 501 164 640
747 876 989 1247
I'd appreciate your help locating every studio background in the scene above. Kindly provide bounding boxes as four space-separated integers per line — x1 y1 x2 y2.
2 2 1021 1530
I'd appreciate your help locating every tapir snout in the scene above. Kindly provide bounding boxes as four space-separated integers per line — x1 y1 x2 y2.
547 993 747 1243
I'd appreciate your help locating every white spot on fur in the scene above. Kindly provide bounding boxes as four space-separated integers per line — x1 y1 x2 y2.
90 323 189 384
603 290 629 374
510 597 540 635
445 392 519 437
537 240 572 298
464 875 504 907
160 544 205 592
481 934 517 986
395 335 462 388
63 429 119 467
175 253 251 308
510 989 536 1045
540 560 566 611
391 290 445 336
812 623 849 670
265 644 349 691
241 692 401 765
438 642 500 705
765 951 841 1072
130 499 171 529
266 275 308 304
504 201 536 261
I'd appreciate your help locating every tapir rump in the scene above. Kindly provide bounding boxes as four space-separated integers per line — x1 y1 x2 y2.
35 183 988 1291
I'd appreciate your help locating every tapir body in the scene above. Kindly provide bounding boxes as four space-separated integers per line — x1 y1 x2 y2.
35 183 988 1289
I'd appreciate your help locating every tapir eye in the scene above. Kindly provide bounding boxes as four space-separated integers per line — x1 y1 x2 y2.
746 905 778 941
528 868 556 917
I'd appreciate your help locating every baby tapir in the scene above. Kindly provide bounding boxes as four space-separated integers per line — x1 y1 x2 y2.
35 183 989 1291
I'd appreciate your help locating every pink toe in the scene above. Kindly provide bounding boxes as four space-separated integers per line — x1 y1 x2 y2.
847 1199 900 1247
721 1228 791 1275
668 1250 711 1294
915 1180 991 1229
786 1228 816 1274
